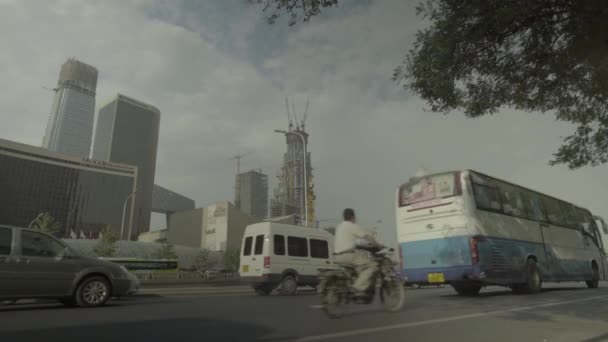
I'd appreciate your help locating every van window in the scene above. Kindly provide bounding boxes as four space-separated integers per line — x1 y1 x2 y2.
254 235 264 255
274 235 285 255
287 237 308 257
243 236 253 256
310 239 329 259
0 228 11 255
21 231 65 258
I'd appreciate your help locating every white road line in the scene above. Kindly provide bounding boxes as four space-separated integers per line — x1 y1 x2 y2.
296 294 608 342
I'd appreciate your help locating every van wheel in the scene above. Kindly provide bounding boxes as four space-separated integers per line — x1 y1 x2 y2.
253 285 273 296
75 276 111 307
522 259 542 294
279 275 298 296
586 263 600 289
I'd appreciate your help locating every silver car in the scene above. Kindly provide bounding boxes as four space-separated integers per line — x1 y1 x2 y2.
0 225 138 307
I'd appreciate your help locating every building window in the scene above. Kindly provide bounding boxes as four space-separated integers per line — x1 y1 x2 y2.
287 236 308 257
243 236 253 256
254 235 264 255
310 239 329 259
274 235 285 255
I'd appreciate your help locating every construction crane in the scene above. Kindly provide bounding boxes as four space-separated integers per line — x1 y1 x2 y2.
285 97 294 131
230 151 253 175
301 99 309 132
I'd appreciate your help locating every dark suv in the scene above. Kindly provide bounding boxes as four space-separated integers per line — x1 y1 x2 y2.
0 225 138 307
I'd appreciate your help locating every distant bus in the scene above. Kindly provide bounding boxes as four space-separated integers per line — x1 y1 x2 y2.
100 258 178 271
396 170 606 295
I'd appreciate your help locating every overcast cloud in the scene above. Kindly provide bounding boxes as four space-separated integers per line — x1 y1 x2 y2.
1 0 606 243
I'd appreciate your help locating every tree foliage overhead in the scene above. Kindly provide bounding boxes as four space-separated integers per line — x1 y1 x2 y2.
249 0 338 26
253 0 608 168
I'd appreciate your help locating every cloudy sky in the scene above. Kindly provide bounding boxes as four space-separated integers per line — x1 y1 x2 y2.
1 0 607 242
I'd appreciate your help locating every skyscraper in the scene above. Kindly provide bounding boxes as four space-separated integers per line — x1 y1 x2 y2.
235 170 269 219
271 126 315 227
43 58 98 157
91 94 160 239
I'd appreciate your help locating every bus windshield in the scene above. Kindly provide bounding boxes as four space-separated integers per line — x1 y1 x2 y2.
399 172 460 207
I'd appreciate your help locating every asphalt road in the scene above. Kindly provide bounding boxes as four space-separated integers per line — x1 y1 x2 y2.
2 283 608 342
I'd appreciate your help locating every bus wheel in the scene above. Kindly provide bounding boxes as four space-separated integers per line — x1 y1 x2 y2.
523 259 542 294
586 263 600 289
451 283 481 296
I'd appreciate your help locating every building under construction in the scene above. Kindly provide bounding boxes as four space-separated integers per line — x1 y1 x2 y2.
270 99 316 227
235 169 269 220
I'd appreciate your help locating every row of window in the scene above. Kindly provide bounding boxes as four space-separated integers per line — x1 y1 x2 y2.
0 228 65 257
471 173 598 232
243 234 330 259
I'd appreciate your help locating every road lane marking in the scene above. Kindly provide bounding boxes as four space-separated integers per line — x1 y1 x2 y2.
296 294 608 342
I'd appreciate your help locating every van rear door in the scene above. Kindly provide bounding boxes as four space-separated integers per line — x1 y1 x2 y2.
240 233 266 278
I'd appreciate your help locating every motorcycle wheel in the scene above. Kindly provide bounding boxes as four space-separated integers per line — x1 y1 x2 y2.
380 277 406 312
322 279 346 319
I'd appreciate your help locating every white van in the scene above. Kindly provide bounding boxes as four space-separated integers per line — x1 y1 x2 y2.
239 222 335 295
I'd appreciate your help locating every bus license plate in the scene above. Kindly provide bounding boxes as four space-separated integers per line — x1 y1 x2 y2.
242 265 249 273
427 273 445 283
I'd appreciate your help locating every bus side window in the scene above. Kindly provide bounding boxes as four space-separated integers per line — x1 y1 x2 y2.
521 191 545 222
473 183 502 212
542 197 566 227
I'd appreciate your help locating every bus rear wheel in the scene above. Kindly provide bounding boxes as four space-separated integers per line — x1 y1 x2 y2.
586 263 600 289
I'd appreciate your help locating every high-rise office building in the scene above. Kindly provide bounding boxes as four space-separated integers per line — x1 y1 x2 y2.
0 138 137 238
43 58 98 157
91 94 160 240
235 170 268 219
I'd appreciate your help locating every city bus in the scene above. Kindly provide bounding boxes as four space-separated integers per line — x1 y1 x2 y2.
396 170 606 295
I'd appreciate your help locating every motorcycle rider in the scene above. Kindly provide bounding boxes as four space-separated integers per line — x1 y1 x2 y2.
334 208 383 300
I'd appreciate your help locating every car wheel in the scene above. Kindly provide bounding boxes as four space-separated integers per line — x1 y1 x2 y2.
279 275 298 296
75 276 111 307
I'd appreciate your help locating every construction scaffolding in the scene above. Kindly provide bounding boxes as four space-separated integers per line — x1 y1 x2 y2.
270 98 316 226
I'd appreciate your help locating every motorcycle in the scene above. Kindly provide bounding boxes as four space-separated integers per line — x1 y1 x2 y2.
318 247 406 318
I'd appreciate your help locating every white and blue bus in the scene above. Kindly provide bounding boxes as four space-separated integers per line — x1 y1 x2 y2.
396 170 607 295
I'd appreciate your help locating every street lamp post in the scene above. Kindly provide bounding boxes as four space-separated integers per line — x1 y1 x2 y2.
121 191 137 241
274 129 308 227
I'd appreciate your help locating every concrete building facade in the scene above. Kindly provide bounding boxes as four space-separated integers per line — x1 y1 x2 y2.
91 94 160 239
167 202 261 252
43 58 98 158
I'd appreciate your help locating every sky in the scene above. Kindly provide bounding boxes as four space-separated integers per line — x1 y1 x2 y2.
1 0 607 243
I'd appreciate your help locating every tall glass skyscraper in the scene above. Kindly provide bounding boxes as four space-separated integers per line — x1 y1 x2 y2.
92 94 160 240
43 58 98 158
